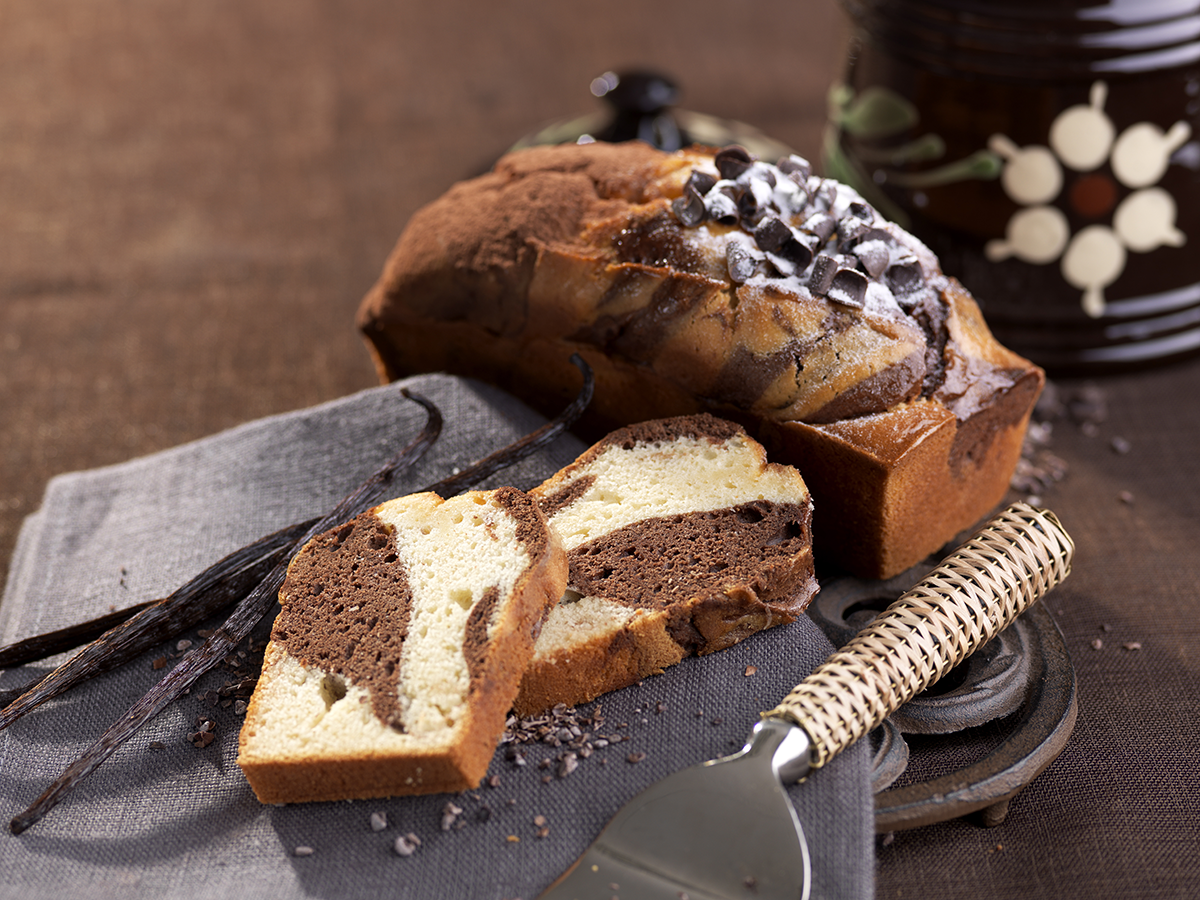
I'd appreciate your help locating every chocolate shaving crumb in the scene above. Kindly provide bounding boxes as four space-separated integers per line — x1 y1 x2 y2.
441 802 463 831
187 718 217 748
394 833 420 856
558 752 579 778
152 657 167 670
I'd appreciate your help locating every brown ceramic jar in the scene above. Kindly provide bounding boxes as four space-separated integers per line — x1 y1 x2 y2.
828 0 1200 372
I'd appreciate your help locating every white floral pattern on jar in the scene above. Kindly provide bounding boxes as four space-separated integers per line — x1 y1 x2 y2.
985 81 1191 318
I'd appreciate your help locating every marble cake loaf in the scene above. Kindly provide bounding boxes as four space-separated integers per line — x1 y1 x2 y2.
237 487 567 804
514 414 817 716
356 141 1043 578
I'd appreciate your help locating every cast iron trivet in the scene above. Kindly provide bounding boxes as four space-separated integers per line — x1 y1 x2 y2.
810 561 1077 831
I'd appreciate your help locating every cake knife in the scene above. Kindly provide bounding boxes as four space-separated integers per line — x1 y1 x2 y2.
537 502 1074 900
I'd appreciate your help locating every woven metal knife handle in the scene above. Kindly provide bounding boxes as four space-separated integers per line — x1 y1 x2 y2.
766 502 1074 770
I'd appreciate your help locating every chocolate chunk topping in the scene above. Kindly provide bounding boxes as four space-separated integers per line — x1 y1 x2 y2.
828 267 869 308
714 145 753 180
736 180 769 228
854 239 891 279
836 216 866 249
777 154 812 182
885 259 922 296
812 180 838 210
671 188 706 227
801 211 837 244
727 240 762 284
275 513 413 728
753 218 814 277
687 170 717 196
754 216 791 254
706 186 740 223
848 200 874 221
810 255 838 295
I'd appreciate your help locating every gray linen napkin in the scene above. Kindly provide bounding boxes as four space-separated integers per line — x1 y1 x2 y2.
0 374 874 900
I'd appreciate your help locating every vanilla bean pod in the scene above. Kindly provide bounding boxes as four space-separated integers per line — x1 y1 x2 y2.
0 388 442 736
11 357 593 833
0 520 309 729
0 602 157 669
1 354 593 717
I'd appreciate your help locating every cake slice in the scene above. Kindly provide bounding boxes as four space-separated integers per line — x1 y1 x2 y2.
237 487 566 804
514 414 818 716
